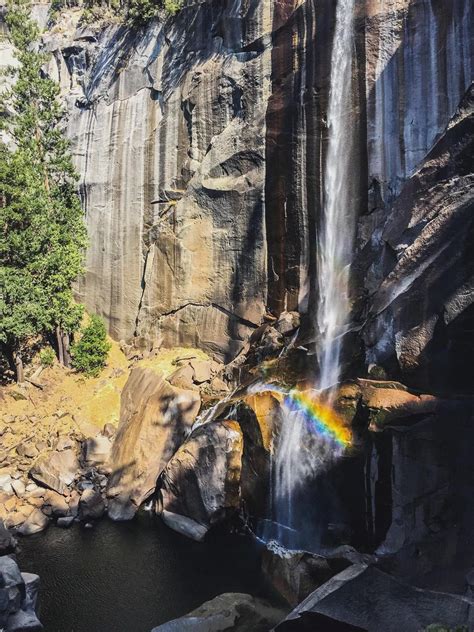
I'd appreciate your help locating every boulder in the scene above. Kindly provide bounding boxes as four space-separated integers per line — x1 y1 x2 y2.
29 450 79 496
240 391 283 518
168 364 196 390
83 433 112 468
16 444 39 460
358 381 439 429
10 480 26 498
18 509 49 535
274 311 300 336
0 520 16 554
189 359 212 384
0 556 23 628
150 593 286 632
276 564 474 631
79 489 105 520
107 368 200 521
54 436 76 452
42 490 69 517
0 557 42 631
159 420 243 541
262 541 363 607
56 516 75 528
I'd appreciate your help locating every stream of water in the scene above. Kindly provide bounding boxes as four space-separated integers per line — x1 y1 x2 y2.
263 0 356 550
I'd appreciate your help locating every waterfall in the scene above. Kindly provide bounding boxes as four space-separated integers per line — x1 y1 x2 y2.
317 0 356 391
260 0 356 551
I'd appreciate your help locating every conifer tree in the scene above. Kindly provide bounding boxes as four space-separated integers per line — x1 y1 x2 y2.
0 0 87 381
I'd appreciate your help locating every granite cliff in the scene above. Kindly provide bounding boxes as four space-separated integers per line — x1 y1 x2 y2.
33 0 472 387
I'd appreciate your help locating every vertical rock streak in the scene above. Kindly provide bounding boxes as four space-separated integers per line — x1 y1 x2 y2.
317 0 356 391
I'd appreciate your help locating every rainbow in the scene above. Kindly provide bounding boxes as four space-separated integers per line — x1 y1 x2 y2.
251 382 352 449
284 389 352 448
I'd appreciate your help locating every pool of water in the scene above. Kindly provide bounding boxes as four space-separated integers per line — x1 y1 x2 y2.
15 513 266 632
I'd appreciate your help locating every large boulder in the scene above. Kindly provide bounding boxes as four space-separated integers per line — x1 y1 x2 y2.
158 420 243 541
262 542 371 607
0 556 42 631
79 489 106 520
150 593 286 632
18 509 49 536
276 564 474 632
29 450 79 496
107 368 200 521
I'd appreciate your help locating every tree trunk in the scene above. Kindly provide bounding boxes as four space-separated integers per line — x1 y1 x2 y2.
14 350 24 384
56 325 65 366
62 331 71 368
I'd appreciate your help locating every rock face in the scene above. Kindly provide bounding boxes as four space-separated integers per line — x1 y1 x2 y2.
276 564 474 632
150 592 286 632
0 556 42 632
107 367 200 520
29 449 79 496
34 0 471 377
159 420 243 541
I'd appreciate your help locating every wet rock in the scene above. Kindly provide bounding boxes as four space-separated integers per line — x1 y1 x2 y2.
359 381 439 429
262 541 355 607
18 509 49 535
151 592 286 632
276 564 474 632
56 516 75 528
29 450 79 496
159 421 243 541
79 489 105 520
107 368 200 521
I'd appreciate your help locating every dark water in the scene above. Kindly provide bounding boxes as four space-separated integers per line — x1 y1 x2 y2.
15 513 266 632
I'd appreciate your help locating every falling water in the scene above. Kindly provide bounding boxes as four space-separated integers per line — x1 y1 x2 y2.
317 0 356 392
261 0 356 550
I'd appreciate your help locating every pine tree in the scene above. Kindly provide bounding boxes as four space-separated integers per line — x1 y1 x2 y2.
0 0 87 381
71 315 111 377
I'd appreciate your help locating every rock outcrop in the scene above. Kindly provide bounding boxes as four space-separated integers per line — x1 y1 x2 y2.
107 367 200 520
276 564 474 632
159 420 243 541
151 592 286 632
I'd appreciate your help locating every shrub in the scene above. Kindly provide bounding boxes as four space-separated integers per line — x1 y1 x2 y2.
39 347 56 368
71 315 111 377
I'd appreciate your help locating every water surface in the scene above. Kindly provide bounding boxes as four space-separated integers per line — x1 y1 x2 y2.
16 513 265 632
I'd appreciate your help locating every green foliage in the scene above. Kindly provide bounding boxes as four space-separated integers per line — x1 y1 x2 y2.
71 316 111 377
39 346 56 367
163 0 182 15
0 0 87 378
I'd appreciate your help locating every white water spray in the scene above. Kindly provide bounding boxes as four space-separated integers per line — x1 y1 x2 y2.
317 0 356 391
